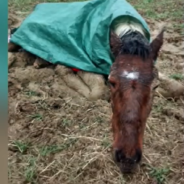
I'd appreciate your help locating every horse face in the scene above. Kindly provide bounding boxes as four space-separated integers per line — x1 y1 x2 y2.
109 28 164 173
109 55 154 173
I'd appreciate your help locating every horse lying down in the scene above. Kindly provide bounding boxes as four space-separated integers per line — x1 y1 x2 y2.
8 0 165 174
8 50 110 101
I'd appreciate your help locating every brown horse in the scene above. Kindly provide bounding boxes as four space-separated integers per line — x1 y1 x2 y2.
109 29 164 173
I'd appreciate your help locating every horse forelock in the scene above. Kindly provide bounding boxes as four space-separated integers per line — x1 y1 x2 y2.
119 31 151 60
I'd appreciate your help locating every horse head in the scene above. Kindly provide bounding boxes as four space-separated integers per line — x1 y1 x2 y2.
109 27 164 173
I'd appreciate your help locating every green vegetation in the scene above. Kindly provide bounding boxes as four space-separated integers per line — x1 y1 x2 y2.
12 141 30 153
148 166 170 184
169 73 184 81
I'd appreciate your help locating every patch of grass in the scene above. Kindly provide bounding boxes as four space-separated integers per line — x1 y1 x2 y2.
148 166 170 184
25 90 39 97
119 176 126 184
96 117 104 124
8 166 12 179
143 0 154 3
62 118 72 127
62 138 78 149
129 0 183 23
40 139 78 156
153 104 163 113
12 141 30 153
9 0 85 14
29 113 43 121
24 156 37 183
79 123 86 129
169 73 184 81
40 145 64 156
101 139 111 149
173 23 184 31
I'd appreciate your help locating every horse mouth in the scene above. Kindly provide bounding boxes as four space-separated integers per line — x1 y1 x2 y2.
118 162 138 174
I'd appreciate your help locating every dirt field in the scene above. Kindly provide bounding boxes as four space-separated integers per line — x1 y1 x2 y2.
8 0 184 184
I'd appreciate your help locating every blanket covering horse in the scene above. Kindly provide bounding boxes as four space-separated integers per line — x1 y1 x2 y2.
10 0 150 75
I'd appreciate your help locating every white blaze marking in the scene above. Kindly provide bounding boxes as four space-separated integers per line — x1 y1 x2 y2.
122 71 139 80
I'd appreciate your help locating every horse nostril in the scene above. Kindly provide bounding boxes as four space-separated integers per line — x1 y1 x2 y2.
114 149 125 163
131 149 142 164
113 149 142 164
135 149 142 163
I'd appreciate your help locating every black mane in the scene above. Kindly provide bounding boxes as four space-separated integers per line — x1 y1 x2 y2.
120 31 151 59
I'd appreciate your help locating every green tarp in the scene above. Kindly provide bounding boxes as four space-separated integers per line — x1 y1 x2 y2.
10 0 150 75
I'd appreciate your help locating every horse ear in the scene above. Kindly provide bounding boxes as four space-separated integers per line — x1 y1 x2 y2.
109 31 121 57
150 26 165 61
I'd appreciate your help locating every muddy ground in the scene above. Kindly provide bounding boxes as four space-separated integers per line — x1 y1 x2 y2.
8 0 184 184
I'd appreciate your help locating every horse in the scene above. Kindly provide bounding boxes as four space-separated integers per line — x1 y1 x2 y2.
8 9 165 174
